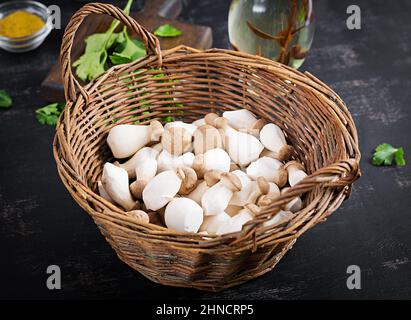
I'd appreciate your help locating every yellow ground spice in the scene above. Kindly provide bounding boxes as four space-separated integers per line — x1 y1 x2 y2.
0 11 45 38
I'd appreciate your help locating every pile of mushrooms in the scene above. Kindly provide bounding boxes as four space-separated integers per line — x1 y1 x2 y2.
98 109 308 236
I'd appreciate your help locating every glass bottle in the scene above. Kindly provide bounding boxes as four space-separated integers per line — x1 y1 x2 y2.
228 0 315 69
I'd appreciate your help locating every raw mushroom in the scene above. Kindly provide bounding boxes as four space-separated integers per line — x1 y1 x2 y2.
187 180 209 204
281 187 303 213
246 156 288 187
201 172 242 215
176 166 198 195
118 147 159 178
199 212 231 235
162 126 192 156
157 150 195 172
203 169 223 187
101 163 137 211
222 109 257 130
107 121 163 158
284 161 308 187
192 125 223 155
164 197 203 233
142 170 181 211
225 204 243 217
263 210 294 227
151 142 163 153
229 170 253 206
164 121 197 135
216 117 264 166
257 183 281 206
98 181 115 203
193 118 206 127
222 109 266 136
259 123 293 161
219 203 259 235
126 210 150 224
192 148 231 178
247 177 270 204
204 112 220 126
129 158 158 199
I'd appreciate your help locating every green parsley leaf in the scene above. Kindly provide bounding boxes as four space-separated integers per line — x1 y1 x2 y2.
154 24 182 37
110 29 146 65
372 143 406 166
72 0 134 82
35 103 65 126
0 89 12 108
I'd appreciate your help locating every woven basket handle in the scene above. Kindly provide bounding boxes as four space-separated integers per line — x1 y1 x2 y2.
60 2 162 103
254 158 361 225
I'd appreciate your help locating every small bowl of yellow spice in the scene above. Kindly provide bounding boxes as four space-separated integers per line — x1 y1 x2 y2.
0 1 52 53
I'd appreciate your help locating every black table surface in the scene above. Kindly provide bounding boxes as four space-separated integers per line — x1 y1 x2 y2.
0 0 410 300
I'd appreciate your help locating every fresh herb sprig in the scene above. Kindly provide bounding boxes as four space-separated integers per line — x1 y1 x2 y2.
73 0 137 82
372 143 405 167
0 89 12 108
154 24 182 37
35 103 65 126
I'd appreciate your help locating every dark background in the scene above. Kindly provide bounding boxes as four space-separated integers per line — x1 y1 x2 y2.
0 0 410 300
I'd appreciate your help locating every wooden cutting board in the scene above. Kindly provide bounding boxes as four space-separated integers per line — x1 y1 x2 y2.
41 0 213 102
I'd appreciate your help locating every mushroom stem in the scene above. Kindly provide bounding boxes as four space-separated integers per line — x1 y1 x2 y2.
259 123 293 161
216 117 264 166
284 161 308 187
246 157 288 187
164 198 203 233
101 163 137 211
118 147 159 178
201 172 242 215
107 120 163 159
142 170 182 211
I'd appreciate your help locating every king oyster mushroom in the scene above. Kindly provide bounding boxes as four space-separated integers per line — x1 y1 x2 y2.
201 172 242 215
101 163 138 211
215 117 264 167
164 197 203 233
259 123 293 161
107 121 163 159
246 156 288 187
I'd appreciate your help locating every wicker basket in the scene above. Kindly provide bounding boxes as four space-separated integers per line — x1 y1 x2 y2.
53 3 361 292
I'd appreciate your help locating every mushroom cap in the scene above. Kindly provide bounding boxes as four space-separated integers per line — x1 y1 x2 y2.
126 210 149 224
176 166 198 195
220 172 242 192
192 124 223 155
204 112 220 126
284 160 306 172
149 120 164 141
161 126 193 156
107 124 150 159
204 170 222 187
142 170 182 211
164 198 203 233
